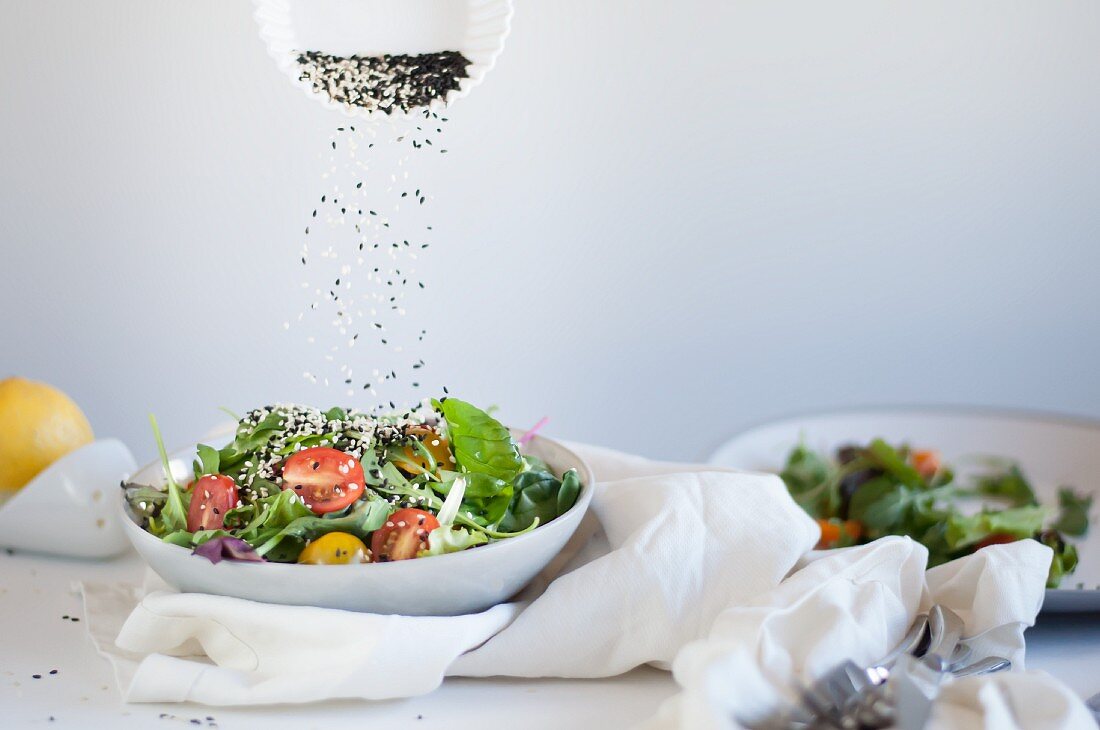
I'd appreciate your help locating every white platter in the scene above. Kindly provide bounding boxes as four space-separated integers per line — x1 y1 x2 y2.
708 407 1100 613
121 429 592 616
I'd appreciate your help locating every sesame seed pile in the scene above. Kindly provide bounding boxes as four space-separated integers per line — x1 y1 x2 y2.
228 403 430 501
296 51 471 115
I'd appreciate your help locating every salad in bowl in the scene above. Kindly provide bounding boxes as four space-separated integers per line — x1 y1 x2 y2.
120 397 592 615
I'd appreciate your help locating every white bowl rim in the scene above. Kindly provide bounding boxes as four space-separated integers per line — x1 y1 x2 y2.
703 403 1100 464
120 431 594 570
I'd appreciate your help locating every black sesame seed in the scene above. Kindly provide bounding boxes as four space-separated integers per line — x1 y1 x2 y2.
297 51 471 114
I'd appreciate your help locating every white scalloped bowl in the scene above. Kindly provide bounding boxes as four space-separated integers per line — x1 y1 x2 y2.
120 429 593 616
253 0 513 119
0 439 137 558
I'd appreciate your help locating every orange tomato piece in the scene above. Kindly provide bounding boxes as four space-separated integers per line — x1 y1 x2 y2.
910 449 941 480
396 425 452 477
817 518 841 547
815 518 862 549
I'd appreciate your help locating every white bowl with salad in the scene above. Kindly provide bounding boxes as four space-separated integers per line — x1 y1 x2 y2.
120 397 593 616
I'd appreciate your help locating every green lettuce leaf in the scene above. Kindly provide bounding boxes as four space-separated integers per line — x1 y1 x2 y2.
438 471 513 526
1051 487 1092 537
974 464 1038 507
944 505 1048 550
1041 530 1079 588
864 439 924 489
192 443 221 481
779 443 841 517
231 489 314 544
253 497 391 559
148 414 189 536
418 526 488 557
847 477 916 532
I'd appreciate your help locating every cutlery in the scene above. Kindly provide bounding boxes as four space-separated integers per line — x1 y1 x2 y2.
923 605 965 663
887 654 943 730
797 614 931 723
949 656 1011 678
749 605 1004 730
876 614 929 669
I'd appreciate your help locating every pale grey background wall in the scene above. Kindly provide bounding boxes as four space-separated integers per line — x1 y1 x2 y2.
2 1 1098 463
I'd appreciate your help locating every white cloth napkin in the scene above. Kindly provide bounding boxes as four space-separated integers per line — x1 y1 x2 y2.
80 444 1094 728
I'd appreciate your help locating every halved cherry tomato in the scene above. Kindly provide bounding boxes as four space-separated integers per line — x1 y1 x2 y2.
281 447 365 514
187 474 239 532
910 450 941 481
371 508 439 562
815 518 862 549
976 533 1018 550
297 532 371 564
396 425 452 477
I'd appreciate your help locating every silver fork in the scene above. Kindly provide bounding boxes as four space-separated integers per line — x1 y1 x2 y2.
767 615 932 729
794 606 992 729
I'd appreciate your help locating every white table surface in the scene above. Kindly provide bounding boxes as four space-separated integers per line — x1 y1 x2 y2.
2 548 1098 729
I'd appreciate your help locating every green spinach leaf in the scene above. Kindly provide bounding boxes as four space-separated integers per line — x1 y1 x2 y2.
974 465 1038 507
1051 487 1092 537
435 398 522 482
865 439 924 489
499 470 561 533
847 477 914 532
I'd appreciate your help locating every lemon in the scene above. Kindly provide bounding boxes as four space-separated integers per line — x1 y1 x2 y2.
0 377 94 492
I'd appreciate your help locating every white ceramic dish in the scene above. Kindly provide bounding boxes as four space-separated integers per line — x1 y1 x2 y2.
0 439 137 558
708 407 1100 613
120 429 593 616
253 0 513 119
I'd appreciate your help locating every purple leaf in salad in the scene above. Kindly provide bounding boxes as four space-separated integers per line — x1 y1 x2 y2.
193 536 265 565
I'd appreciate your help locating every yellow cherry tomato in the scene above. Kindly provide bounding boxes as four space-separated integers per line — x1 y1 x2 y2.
297 532 370 565
396 425 452 477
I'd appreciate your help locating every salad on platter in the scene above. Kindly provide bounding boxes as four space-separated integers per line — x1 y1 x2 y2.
780 439 1092 587
123 397 581 565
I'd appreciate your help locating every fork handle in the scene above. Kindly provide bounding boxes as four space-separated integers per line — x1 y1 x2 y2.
951 657 1011 678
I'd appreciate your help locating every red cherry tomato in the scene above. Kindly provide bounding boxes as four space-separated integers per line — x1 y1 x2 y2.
187 474 239 532
976 533 1018 550
371 508 439 562
281 447 365 514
